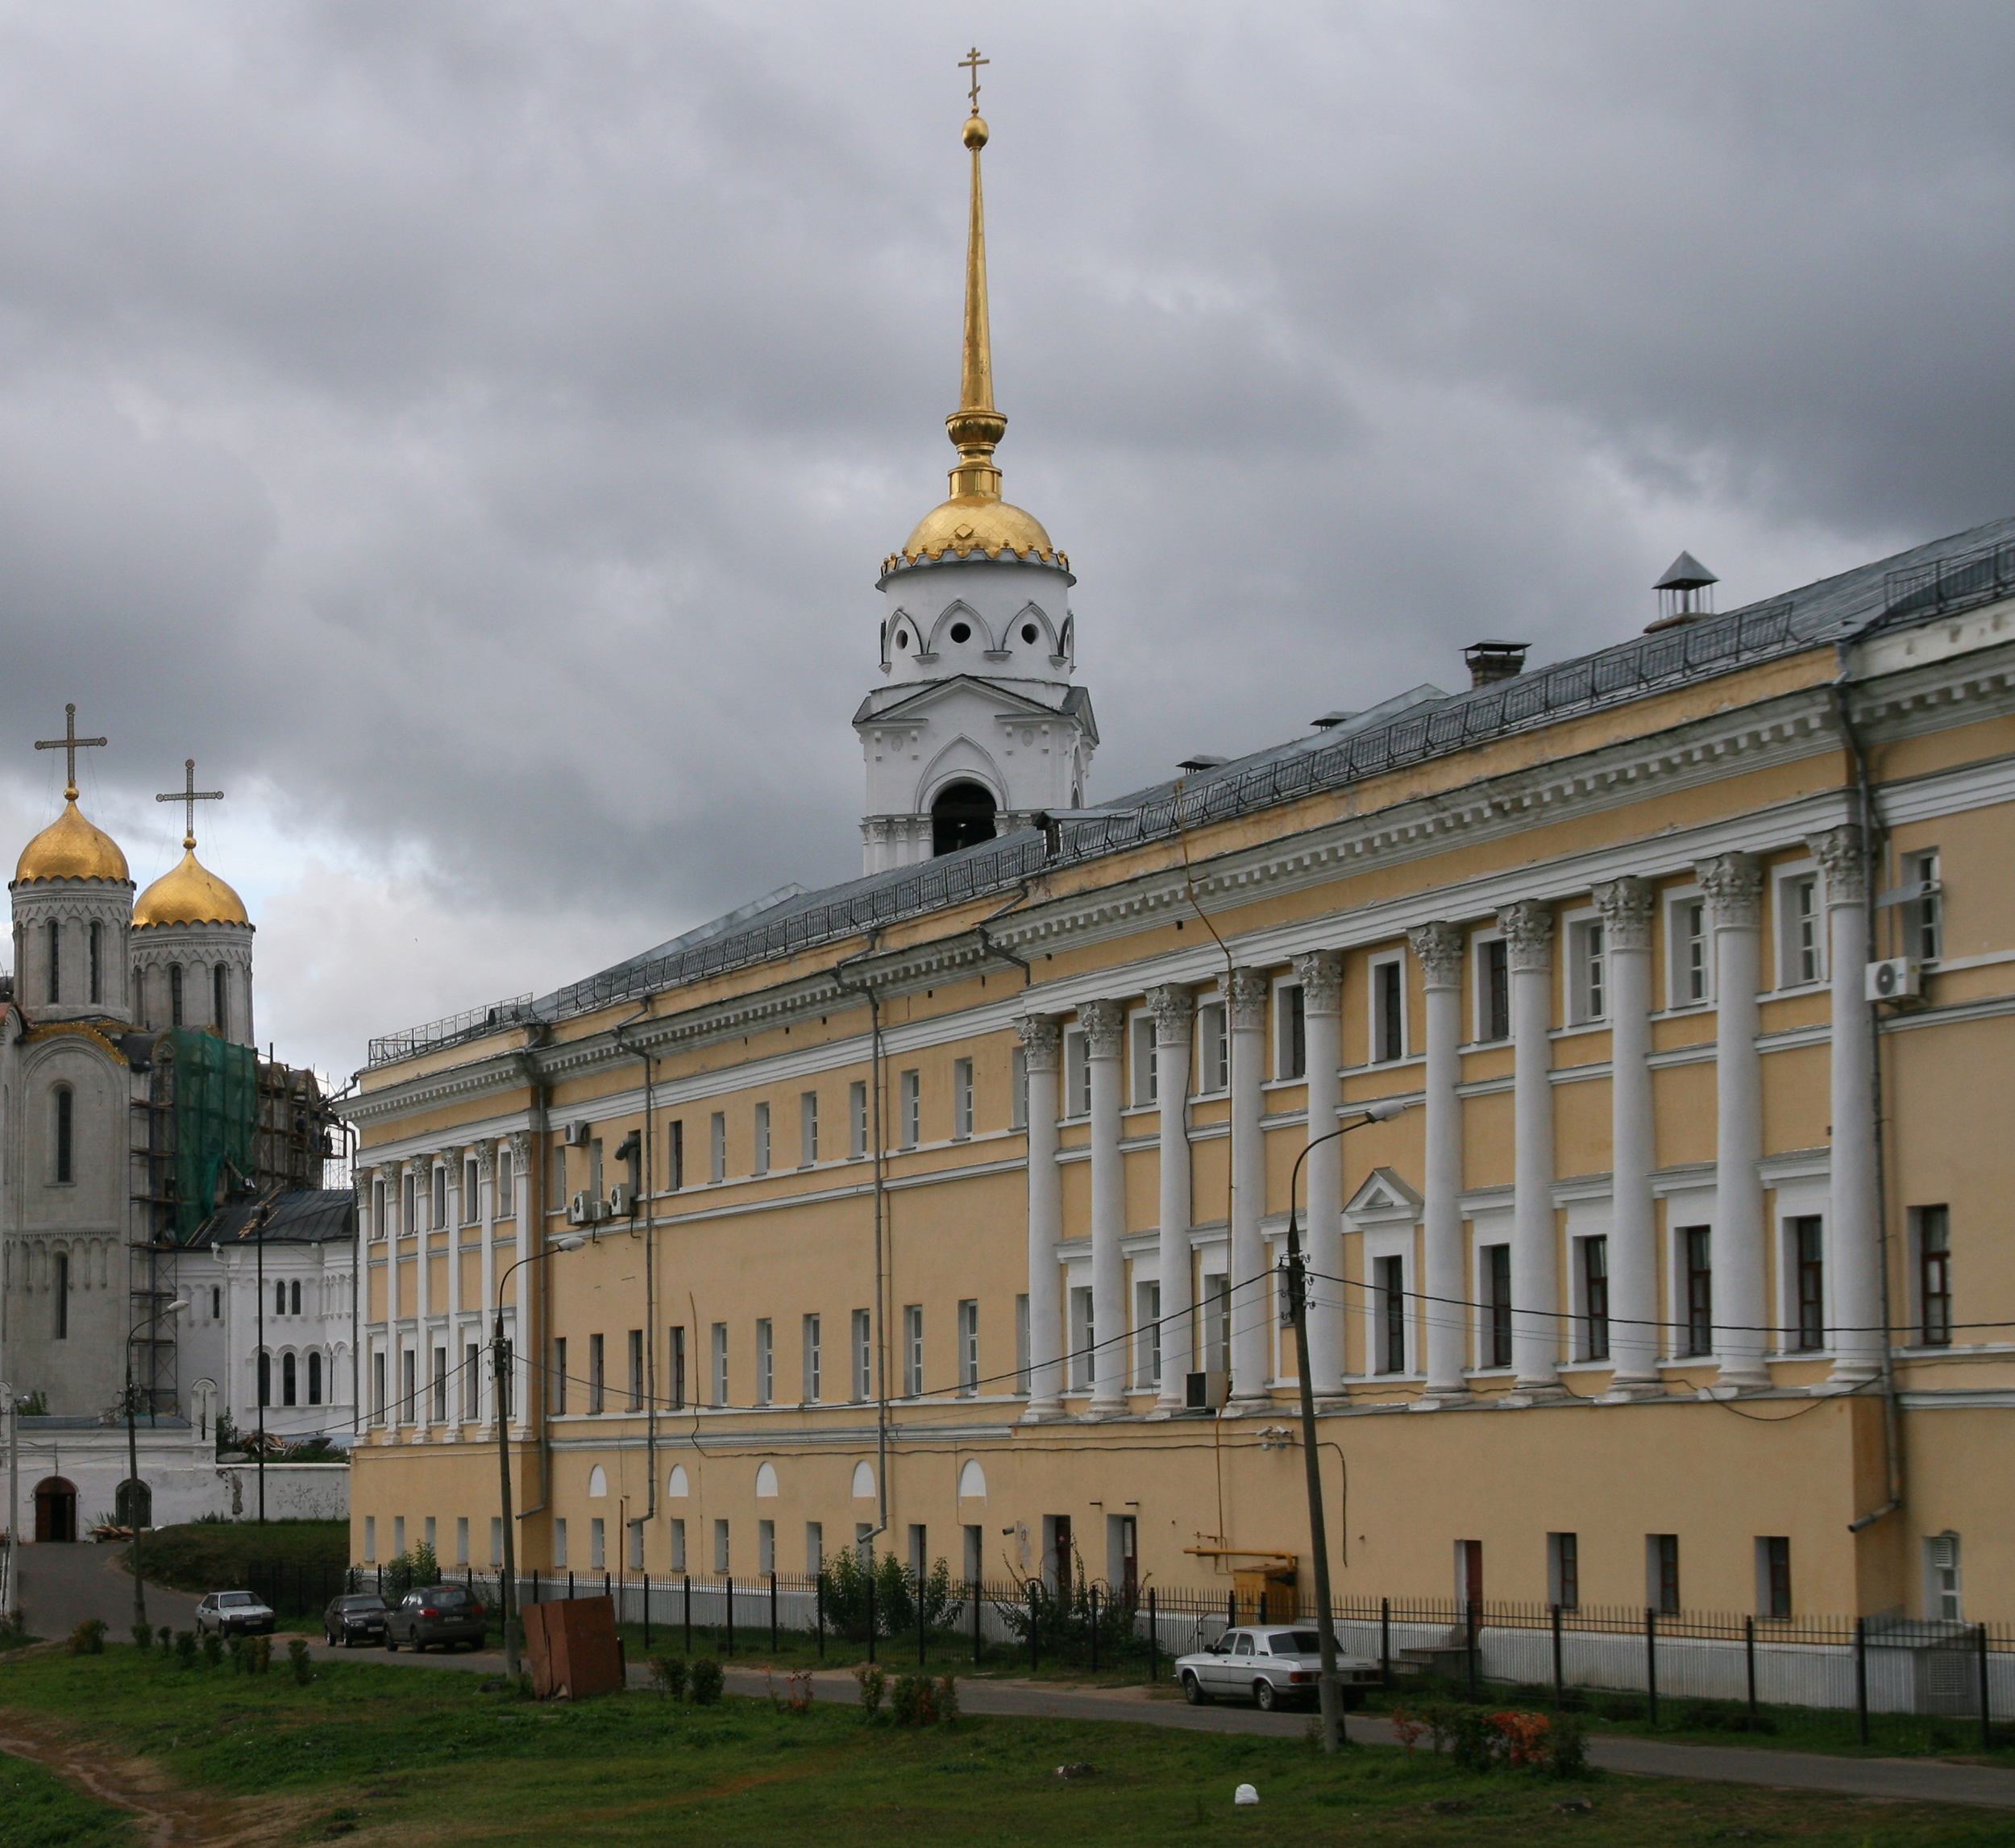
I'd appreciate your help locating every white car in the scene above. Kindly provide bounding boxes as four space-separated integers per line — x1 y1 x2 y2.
1174 1625 1381 1711
194 1589 276 1638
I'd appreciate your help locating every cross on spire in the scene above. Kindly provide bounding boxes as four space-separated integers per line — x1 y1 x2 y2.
34 702 107 800
959 45 988 114
156 758 223 849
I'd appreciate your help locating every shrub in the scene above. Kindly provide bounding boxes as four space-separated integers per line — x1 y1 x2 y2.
1542 1711 1591 1779
818 1548 959 1643
173 1631 197 1667
68 1618 106 1656
131 1623 156 1652
1489 1711 1551 1769
935 1673 960 1725
650 1655 690 1700
227 1635 247 1672
288 1638 314 1685
854 1663 887 1717
156 1626 171 1652
688 1657 725 1705
201 1632 224 1667
1390 1709 1428 1754
251 1635 272 1675
891 1673 937 1726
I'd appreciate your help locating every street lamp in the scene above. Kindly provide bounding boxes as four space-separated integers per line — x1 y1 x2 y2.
494 1235 587 1677
1282 1098 1413 1755
126 1296 189 1636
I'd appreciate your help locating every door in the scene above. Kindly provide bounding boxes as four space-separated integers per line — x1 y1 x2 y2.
1221 1630 1256 1696
1457 1540 1484 1617
1050 1514 1072 1593
33 1477 77 1543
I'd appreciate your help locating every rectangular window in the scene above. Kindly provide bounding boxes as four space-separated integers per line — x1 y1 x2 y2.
1134 1280 1161 1389
805 1522 824 1575
802 1313 822 1402
1675 897 1709 1005
629 1520 644 1571
1481 937 1510 1042
755 1318 774 1406
1016 1293 1031 1393
852 1308 872 1402
552 1518 566 1568
1277 982 1307 1080
372 1351 386 1425
371 1179 386 1240
463 1157 480 1221
394 1516 405 1558
708 1112 726 1185
590 1518 605 1570
758 1518 775 1576
1206 1274 1232 1377
1376 1254 1406 1373
1683 1227 1713 1356
627 1328 644 1411
1581 1235 1610 1361
496 1145 514 1211
1197 1001 1229 1094
899 1069 920 1148
1784 874 1822 986
464 1341 481 1420
1927 1534 1962 1621
1011 1046 1028 1129
1908 849 1942 962
549 1338 567 1417
1792 1216 1825 1351
958 1298 979 1394
1373 958 1404 1063
710 1323 728 1406
1917 1206 1951 1346
490 1516 503 1567
952 1060 974 1139
753 1102 771 1176
800 1091 819 1165
713 1519 729 1575
546 1140 565 1211
1570 918 1606 1023
1070 1285 1095 1390
364 1515 376 1563
1648 1534 1681 1614
1065 1030 1091 1116
671 1518 687 1573
1485 1244 1512 1368
902 1304 923 1397
1126 1011 1158 1107
850 1080 868 1158
588 1333 604 1414
667 1119 684 1191
1548 1532 1580 1611
668 1325 686 1410
1758 1536 1792 1618
401 1348 416 1422
434 1165 447 1229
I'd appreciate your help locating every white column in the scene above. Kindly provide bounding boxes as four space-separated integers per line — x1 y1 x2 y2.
1810 825 1881 1385
1016 1015 1066 1421
1292 949 1346 1402
1499 902 1560 1392
445 1146 465 1323
1593 878 1662 1398
1146 983 1196 1415
411 1157 434 1432
1226 967 1272 1414
477 1144 497 1428
509 1130 533 1438
1082 999 1128 1418
1408 923 1468 1401
1700 853 1768 1390
380 1165 401 1330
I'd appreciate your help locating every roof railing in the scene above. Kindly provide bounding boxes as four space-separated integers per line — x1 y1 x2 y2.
1883 538 2015 623
364 995 535 1068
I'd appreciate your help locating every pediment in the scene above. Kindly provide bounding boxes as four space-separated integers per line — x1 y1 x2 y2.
1344 1166 1423 1217
856 675 1072 729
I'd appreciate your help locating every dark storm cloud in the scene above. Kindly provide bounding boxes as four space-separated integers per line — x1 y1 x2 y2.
0 1 2005 1071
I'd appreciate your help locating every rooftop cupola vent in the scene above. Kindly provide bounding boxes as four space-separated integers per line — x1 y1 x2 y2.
1178 753 1229 773
1647 550 1718 632
1463 640 1530 688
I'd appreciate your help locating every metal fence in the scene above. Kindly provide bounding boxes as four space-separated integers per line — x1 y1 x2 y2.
1884 536 2015 623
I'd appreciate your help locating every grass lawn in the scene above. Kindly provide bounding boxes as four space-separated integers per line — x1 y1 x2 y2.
0 1749 136 1848
0 1645 2007 1848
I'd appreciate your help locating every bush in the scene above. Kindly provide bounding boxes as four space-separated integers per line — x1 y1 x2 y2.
936 1673 960 1725
688 1657 725 1705
69 1619 106 1656
201 1632 224 1667
650 1655 690 1700
891 1673 937 1726
1543 1711 1591 1779
251 1636 272 1676
131 1623 156 1652
995 1557 1144 1667
288 1638 313 1685
173 1631 197 1667
817 1548 959 1643
854 1663 887 1717
156 1626 171 1652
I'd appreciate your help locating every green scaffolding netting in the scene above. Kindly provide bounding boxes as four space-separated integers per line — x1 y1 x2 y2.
167 1028 257 1242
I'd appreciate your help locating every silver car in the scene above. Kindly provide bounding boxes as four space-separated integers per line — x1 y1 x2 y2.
1174 1625 1381 1711
195 1589 276 1637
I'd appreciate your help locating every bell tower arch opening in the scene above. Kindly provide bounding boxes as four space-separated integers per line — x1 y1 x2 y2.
931 781 997 857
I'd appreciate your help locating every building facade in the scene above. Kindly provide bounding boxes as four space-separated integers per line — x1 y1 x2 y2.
347 101 2014 1622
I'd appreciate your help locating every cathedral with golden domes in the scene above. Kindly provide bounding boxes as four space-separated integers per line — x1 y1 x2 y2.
2 721 349 1540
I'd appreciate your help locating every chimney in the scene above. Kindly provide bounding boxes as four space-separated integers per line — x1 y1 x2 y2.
1464 640 1530 689
1647 551 1718 633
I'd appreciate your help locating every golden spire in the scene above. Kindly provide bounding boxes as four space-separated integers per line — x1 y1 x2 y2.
945 48 1006 501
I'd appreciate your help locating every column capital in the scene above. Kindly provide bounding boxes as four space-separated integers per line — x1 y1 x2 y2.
1227 966 1269 1030
1291 949 1344 1013
405 1155 432 1177
1406 923 1465 990
1016 1011 1064 1073
1697 852 1764 928
507 1129 531 1165
1145 982 1197 1044
1591 876 1656 952
475 1141 496 1181
1078 998 1126 1059
1497 900 1555 973
1807 824 1869 907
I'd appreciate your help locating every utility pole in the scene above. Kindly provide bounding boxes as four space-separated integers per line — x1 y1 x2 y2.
126 1299 187 1635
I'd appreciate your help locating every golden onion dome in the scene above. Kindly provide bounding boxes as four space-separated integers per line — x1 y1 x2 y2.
132 847 249 928
895 494 1061 567
15 795 130 885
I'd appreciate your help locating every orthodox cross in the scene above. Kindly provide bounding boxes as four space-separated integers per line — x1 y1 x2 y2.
959 46 988 113
34 702 107 799
156 758 223 849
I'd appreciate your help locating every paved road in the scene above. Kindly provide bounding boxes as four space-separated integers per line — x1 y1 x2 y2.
11 1544 2015 1811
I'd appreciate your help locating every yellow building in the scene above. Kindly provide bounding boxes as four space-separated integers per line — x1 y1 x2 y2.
348 96 2015 1632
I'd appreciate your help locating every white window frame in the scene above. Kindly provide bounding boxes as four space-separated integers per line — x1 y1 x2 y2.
1771 1180 1830 1354
899 1069 921 1148
849 1080 869 1159
1562 907 1606 1026
800 1091 818 1166
902 1303 924 1397
802 1312 821 1402
1471 929 1508 1044
1194 1000 1229 1096
1015 1293 1030 1393
1367 951 1407 1065
1063 1028 1091 1118
1128 1008 1158 1107
1272 975 1307 1081
710 1321 729 1406
754 1317 774 1405
708 1111 726 1185
1665 886 1710 1009
851 1307 872 1402
952 1058 974 1140
1902 846 1942 963
957 1298 978 1394
1773 860 1824 990
1068 1282 1095 1392
1355 1220 1416 1378
671 1518 686 1572
1133 1277 1161 1389
713 1518 729 1575
753 1101 771 1176
1011 1045 1028 1130
758 1518 775 1576
1466 1212 1514 1373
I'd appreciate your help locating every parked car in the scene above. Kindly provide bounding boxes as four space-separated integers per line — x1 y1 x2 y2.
194 1590 276 1638
384 1583 488 1652
323 1593 390 1647
1174 1626 1381 1711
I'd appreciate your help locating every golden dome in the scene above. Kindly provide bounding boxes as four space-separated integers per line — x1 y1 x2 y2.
133 847 248 928
15 795 129 885
895 494 1062 567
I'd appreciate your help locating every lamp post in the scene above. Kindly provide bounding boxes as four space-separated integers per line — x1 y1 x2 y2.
126 1296 189 1635
1282 1098 1413 1755
494 1235 586 1677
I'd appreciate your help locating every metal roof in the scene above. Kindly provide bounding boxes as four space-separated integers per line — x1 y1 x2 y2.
193 1189 357 1246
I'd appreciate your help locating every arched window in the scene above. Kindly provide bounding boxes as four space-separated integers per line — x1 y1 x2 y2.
168 964 184 1027
213 964 228 1036
281 1352 297 1406
45 919 59 1004
289 1280 301 1315
88 920 102 1005
53 1087 73 1185
931 781 998 858
115 1478 152 1530
52 1250 69 1338
258 1351 272 1406
307 1351 323 1406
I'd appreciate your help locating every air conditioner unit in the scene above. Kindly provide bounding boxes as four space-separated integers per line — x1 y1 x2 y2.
567 1191 592 1227
607 1183 634 1218
1866 957 1922 1002
1186 1370 1230 1411
563 1121 593 1147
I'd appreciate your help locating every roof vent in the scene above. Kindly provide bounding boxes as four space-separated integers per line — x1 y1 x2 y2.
1178 754 1229 773
1309 710 1359 730
1647 550 1718 633
1463 641 1529 689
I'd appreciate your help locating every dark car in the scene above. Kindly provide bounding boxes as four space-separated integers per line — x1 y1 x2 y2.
384 1584 488 1652
323 1593 390 1647
194 1590 276 1637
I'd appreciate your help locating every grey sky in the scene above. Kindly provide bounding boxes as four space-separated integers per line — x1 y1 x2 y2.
0 1 2007 1079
